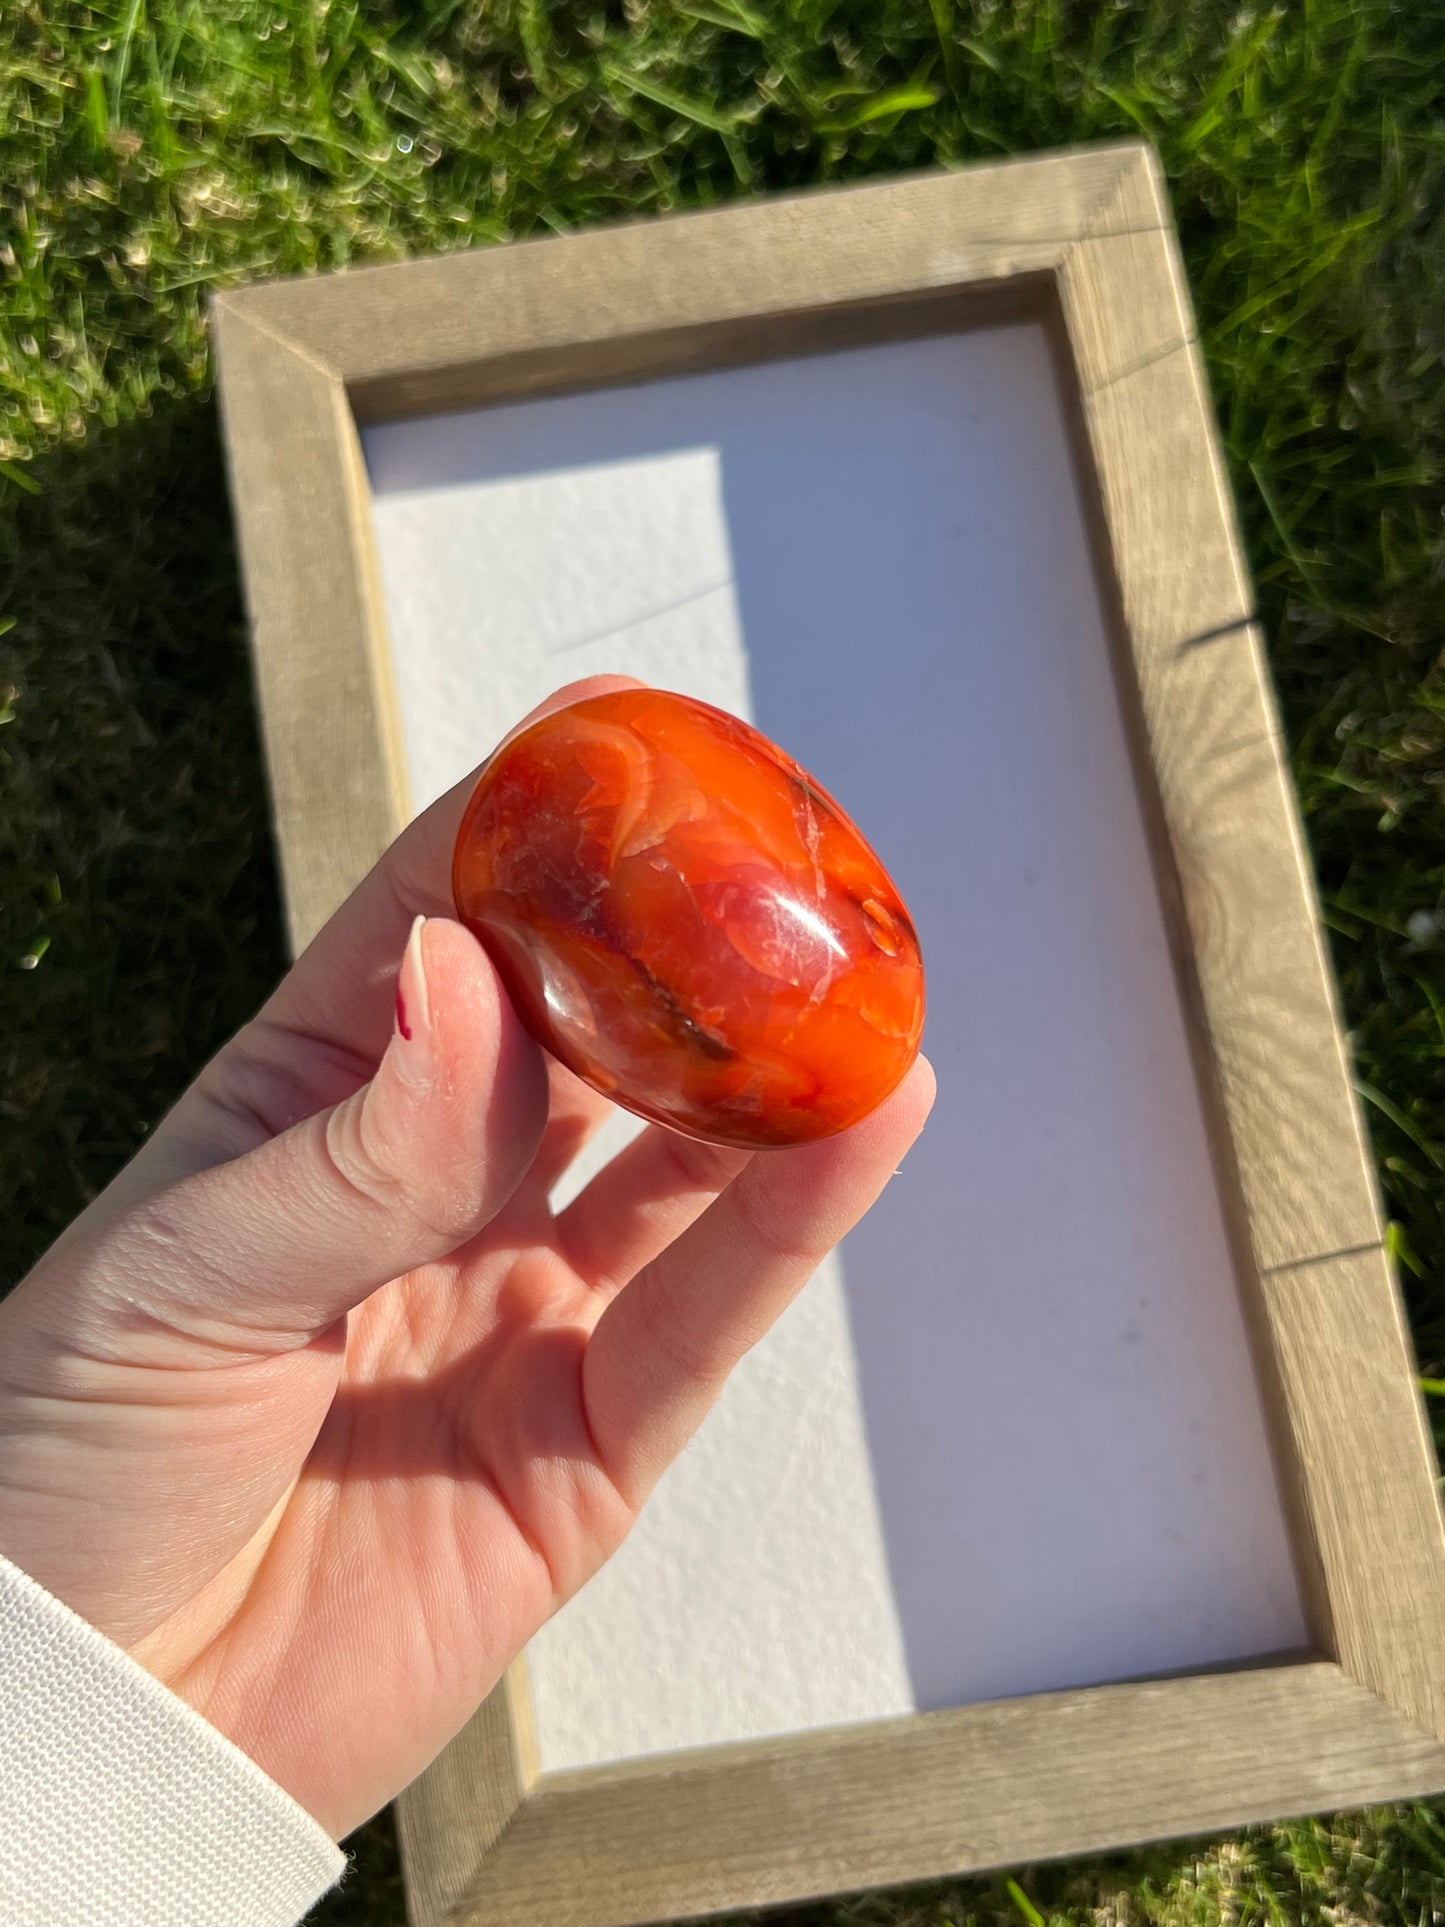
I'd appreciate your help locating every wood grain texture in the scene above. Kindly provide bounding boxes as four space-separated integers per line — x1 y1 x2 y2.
1081 139 1170 234
1166 719 1383 1271
397 1661 537 1927
1074 336 1253 680
211 301 406 955
1257 1247 1445 1738
449 1664 1445 1927
1058 225 1190 391
220 144 1149 416
1069 338 1383 1271
1057 145 1191 393
1147 700 1389 1648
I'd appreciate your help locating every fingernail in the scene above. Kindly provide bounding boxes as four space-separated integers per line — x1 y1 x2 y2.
394 915 434 1083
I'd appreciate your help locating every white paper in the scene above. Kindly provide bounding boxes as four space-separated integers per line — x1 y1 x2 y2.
364 321 1306 1772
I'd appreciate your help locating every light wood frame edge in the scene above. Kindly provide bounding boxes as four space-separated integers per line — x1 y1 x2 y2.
420 1662 1445 1927
208 143 1445 1927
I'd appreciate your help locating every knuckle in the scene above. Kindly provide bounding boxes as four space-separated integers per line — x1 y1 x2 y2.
320 1094 408 1216
319 1090 480 1249
733 1176 825 1269
632 1278 719 1394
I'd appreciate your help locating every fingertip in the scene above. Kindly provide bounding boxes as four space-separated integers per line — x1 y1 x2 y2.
862 1054 936 1172
901 1051 937 1129
537 674 647 713
473 677 648 772
809 1052 937 1168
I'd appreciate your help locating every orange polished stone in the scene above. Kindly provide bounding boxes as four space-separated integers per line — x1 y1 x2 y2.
452 688 925 1148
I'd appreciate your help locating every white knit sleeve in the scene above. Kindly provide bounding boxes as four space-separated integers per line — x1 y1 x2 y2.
0 1551 347 1926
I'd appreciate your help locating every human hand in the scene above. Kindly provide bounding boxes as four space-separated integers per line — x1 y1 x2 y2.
0 677 933 1841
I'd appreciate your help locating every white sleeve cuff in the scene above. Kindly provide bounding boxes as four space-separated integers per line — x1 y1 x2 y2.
0 1551 347 1926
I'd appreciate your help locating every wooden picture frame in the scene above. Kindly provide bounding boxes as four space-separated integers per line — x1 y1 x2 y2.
211 142 1445 1927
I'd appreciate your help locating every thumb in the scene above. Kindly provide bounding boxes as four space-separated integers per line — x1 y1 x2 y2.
74 917 548 1344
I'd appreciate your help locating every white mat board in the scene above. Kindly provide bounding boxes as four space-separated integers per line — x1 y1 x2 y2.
363 321 1306 1774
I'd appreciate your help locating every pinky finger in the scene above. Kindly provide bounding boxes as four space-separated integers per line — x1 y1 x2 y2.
581 1057 935 1508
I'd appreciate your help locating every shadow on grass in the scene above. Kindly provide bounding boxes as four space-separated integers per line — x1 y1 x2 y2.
0 394 287 1283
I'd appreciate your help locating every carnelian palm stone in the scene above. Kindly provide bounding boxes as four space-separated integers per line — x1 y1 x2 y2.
452 688 925 1149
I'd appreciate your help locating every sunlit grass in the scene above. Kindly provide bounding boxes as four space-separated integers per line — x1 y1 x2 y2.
3 3 1443 1922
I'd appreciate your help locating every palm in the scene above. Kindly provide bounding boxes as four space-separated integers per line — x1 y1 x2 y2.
139 1096 676 1837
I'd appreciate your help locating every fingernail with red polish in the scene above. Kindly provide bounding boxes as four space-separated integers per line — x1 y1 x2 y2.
394 915 434 1083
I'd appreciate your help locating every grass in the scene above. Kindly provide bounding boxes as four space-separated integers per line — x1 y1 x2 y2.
3 0 1444 1921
